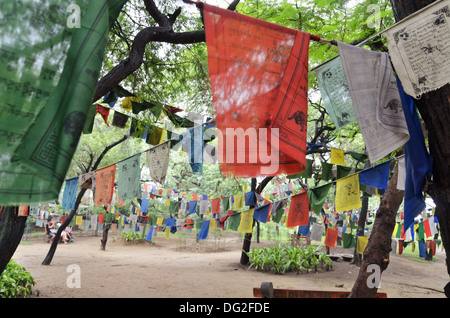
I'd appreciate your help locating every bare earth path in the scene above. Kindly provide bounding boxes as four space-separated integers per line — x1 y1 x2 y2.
12 234 448 298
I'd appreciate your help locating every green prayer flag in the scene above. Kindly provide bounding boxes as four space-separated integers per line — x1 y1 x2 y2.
272 209 284 223
308 182 332 216
299 159 313 178
221 196 230 211
395 223 402 238
337 165 352 179
169 200 179 214
418 222 425 240
321 162 334 181
227 212 241 231
0 0 126 205
342 232 356 248
117 154 142 202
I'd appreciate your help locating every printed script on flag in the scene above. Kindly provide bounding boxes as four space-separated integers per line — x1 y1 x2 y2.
383 0 450 98
203 4 310 177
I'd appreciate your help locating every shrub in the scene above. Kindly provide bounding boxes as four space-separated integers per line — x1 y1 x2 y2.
0 260 36 298
245 243 332 274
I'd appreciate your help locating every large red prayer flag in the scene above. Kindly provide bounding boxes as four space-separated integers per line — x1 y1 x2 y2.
324 227 338 249
286 191 310 227
203 4 311 177
211 198 221 214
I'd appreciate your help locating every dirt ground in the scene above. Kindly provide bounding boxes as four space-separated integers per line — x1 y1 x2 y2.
11 232 449 299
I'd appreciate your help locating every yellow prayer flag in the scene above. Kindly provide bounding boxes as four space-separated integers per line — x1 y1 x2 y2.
335 173 361 212
208 218 216 229
164 226 170 240
234 194 243 210
264 194 270 201
147 126 166 145
356 236 369 255
75 215 83 226
156 217 164 226
330 147 345 166
238 209 254 233
120 96 141 112
392 223 398 237
165 198 170 207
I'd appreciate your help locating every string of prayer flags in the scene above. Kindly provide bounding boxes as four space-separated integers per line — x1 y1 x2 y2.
62 177 78 211
94 165 116 206
382 0 450 98
238 209 254 233
397 78 433 231
338 42 410 163
330 148 345 166
145 141 171 185
197 220 210 240
359 160 391 190
0 0 126 206
286 191 310 228
117 154 141 202
204 3 310 177
335 173 361 212
253 203 271 223
307 182 332 216
324 227 338 248
356 236 369 255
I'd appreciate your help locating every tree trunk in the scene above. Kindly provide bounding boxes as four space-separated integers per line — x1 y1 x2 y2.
100 222 112 251
349 164 404 298
0 207 27 275
240 178 257 266
391 0 450 281
42 135 128 265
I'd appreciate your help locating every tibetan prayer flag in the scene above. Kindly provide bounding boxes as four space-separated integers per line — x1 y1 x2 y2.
233 194 243 210
145 225 155 242
321 162 334 181
204 3 311 177
356 236 369 255
308 182 332 215
211 198 221 214
18 206 28 217
382 0 450 98
180 124 204 173
79 171 95 190
245 191 256 207
359 160 391 190
169 200 179 214
314 56 357 129
199 199 209 215
342 232 356 248
397 78 433 232
227 212 241 231
188 200 197 215
335 173 361 212
330 148 345 166
298 222 310 235
165 218 175 227
94 165 116 206
310 223 324 242
146 141 171 185
117 154 141 202
0 0 126 205
62 177 78 211
253 203 271 224
146 126 166 146
286 191 310 227
75 215 83 226
338 42 409 163
397 154 406 190
197 220 210 240
419 241 426 258
324 227 338 248
141 198 149 213
238 209 254 233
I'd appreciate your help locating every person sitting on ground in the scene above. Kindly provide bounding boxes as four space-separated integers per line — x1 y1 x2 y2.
62 226 73 244
45 217 56 242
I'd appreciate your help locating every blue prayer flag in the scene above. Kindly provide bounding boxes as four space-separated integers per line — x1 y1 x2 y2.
397 77 433 232
197 220 210 240
253 203 271 223
359 160 391 190
245 191 256 206
165 218 175 227
145 225 154 242
62 177 78 211
141 198 149 213
188 200 197 215
298 221 310 235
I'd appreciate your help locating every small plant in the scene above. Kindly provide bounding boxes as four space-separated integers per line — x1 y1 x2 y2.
245 243 332 275
0 260 36 298
121 230 145 244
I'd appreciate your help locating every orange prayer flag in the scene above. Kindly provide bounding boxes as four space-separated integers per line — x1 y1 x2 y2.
94 165 116 206
98 214 105 224
423 219 432 238
324 227 338 248
18 205 28 217
286 191 310 227
211 198 221 214
204 4 311 177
